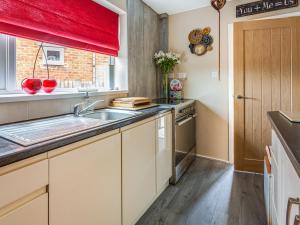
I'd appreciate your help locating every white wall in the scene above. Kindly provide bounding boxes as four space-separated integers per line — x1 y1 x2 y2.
95 0 127 13
107 0 127 12
169 0 300 161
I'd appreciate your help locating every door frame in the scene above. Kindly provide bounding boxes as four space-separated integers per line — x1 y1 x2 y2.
228 12 300 167
232 16 300 172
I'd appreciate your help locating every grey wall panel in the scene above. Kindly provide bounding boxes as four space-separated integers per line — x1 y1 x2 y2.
127 0 161 98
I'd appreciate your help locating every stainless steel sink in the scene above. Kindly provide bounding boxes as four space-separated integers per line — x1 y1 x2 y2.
0 109 142 147
81 109 142 121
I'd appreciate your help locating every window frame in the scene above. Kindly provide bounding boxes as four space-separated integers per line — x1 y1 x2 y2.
0 35 16 92
0 35 118 94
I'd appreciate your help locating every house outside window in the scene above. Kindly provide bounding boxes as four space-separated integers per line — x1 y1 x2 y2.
42 44 65 66
0 34 116 92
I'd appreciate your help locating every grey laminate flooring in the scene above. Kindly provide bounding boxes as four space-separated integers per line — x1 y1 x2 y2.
136 157 267 225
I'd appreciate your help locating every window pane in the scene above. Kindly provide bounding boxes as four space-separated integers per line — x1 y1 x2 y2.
47 51 60 61
0 34 6 90
15 37 112 90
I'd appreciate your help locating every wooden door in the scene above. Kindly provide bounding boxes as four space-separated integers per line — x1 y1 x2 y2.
122 120 156 225
234 17 300 173
49 134 121 225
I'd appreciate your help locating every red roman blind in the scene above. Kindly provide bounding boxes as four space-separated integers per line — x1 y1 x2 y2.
0 0 120 56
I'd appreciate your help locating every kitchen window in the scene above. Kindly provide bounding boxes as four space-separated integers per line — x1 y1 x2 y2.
0 34 117 93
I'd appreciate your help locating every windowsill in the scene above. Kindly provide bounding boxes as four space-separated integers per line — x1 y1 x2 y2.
0 90 128 103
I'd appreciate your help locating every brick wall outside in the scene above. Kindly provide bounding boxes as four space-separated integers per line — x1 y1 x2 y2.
16 38 110 89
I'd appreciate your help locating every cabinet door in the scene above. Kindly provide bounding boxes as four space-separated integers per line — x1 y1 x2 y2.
156 113 172 192
271 130 283 224
271 150 280 225
122 120 156 225
0 194 48 225
281 150 300 225
49 134 121 225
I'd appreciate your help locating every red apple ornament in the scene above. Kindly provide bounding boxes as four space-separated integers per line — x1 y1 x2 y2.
42 79 57 93
22 43 47 95
40 44 57 93
211 0 226 11
21 42 58 95
21 78 42 95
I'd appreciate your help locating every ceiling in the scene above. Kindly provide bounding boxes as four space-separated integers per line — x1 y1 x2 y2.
143 0 214 15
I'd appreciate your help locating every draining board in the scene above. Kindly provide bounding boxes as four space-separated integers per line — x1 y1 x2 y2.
0 116 108 146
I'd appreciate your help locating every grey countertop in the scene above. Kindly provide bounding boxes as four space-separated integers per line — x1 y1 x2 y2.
0 106 172 168
268 111 300 177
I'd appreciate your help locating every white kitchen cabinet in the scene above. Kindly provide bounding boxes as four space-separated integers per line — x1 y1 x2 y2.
280 150 300 225
0 158 48 225
122 120 156 225
271 130 300 225
49 133 122 225
0 194 48 225
156 113 172 192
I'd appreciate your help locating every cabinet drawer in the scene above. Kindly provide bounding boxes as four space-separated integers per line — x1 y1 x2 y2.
0 160 48 209
0 193 48 225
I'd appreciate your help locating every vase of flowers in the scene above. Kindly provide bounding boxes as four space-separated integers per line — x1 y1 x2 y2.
154 51 180 99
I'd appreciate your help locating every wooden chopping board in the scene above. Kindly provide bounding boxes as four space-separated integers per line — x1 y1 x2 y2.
108 103 158 111
111 97 152 108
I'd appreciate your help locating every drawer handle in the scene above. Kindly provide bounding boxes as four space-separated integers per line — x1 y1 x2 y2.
176 116 193 126
287 198 300 225
294 215 300 225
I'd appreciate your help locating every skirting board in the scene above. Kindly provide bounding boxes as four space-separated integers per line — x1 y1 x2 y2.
196 154 263 175
196 154 232 164
235 170 263 176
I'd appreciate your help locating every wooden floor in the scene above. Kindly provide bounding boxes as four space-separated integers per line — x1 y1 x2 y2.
136 157 267 225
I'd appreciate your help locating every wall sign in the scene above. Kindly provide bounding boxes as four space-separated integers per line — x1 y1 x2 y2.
236 0 298 18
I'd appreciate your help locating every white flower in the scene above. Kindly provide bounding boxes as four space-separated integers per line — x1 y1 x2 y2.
166 52 172 58
154 50 181 69
160 51 165 56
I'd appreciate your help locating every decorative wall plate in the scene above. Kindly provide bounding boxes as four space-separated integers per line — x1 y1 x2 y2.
188 27 213 56
188 29 203 45
194 44 207 56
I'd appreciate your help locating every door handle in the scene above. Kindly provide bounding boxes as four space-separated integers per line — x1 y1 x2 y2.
294 215 300 225
287 198 300 225
235 95 251 100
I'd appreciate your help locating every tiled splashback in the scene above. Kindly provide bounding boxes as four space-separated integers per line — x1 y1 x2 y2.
0 92 128 125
